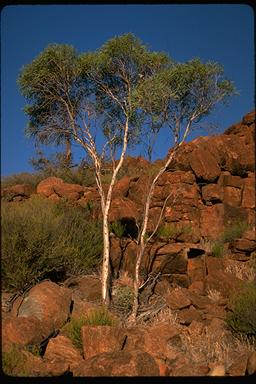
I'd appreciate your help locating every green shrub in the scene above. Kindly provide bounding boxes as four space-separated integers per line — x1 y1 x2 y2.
1 172 44 189
66 307 118 349
2 345 29 376
211 241 225 258
221 221 249 243
115 286 134 313
226 282 256 337
109 220 126 238
1 196 103 291
156 223 192 240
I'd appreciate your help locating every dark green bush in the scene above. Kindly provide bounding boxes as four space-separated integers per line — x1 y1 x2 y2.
109 220 126 238
1 196 103 291
226 282 256 337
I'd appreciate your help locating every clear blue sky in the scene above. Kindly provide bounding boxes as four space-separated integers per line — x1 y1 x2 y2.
1 4 254 176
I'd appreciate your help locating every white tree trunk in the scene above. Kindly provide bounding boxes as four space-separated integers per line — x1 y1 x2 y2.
101 118 129 306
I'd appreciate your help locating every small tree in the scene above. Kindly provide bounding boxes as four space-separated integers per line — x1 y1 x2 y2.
18 34 171 305
130 58 236 320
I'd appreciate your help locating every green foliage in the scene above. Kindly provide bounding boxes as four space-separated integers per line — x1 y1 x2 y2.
226 282 256 337
1 196 103 291
210 221 249 258
211 241 225 258
66 308 118 349
2 345 28 376
1 172 44 189
109 220 126 238
221 221 249 243
156 222 192 240
114 286 134 313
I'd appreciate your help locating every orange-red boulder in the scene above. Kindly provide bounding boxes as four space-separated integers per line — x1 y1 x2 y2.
36 177 63 197
82 325 126 360
18 281 72 333
73 350 159 376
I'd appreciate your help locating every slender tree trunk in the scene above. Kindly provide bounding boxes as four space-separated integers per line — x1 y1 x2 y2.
101 117 129 306
102 212 111 305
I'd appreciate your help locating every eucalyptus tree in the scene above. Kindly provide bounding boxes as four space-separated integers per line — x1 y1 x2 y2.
18 34 171 305
130 58 236 320
18 44 82 164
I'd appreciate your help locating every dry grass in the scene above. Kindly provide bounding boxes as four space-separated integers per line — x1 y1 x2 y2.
180 324 254 372
225 261 256 282
115 271 134 288
207 289 223 302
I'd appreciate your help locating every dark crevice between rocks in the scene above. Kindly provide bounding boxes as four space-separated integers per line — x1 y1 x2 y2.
121 335 128 351
120 218 138 239
187 248 205 259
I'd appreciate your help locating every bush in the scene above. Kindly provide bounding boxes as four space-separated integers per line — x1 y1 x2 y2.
156 223 192 240
211 241 225 258
226 282 256 337
114 285 134 313
1 196 103 291
221 221 249 243
66 307 118 349
1 172 44 189
109 220 126 238
2 345 28 376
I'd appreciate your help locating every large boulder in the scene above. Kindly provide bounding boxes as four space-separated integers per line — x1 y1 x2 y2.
2 184 35 200
2 316 49 351
17 281 72 333
36 177 64 198
44 335 83 371
82 326 126 360
53 182 84 200
73 350 159 376
108 197 139 223
189 146 221 182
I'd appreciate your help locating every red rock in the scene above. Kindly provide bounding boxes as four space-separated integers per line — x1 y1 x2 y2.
81 326 126 360
178 306 203 325
202 184 223 204
233 238 256 252
242 111 255 125
18 281 72 333
187 257 205 283
109 197 139 222
128 174 151 206
64 275 102 302
227 352 249 376
218 173 243 189
73 350 159 376
205 270 242 298
2 184 35 198
157 170 196 186
112 175 131 198
44 335 83 370
152 243 188 274
53 182 84 200
246 351 256 375
2 316 49 351
199 204 225 239
223 186 242 206
124 323 180 362
189 146 221 182
36 177 64 197
165 288 191 310
241 175 255 208
67 297 97 320
186 291 211 309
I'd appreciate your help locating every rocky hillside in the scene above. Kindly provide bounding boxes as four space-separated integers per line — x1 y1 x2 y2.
1 111 256 377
